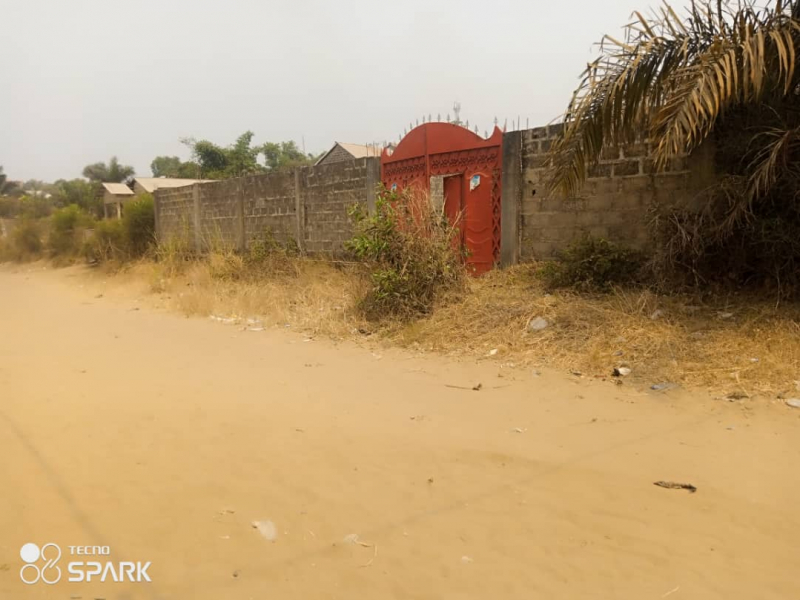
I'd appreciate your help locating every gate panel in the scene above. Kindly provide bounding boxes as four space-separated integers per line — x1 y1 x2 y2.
382 123 503 273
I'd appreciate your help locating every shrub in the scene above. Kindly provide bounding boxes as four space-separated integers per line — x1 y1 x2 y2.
83 219 126 263
122 194 155 257
346 186 465 319
0 218 44 261
538 236 644 292
49 205 91 258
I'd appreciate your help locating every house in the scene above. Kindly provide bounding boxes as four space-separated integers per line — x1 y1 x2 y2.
102 183 135 219
314 142 385 166
132 177 211 195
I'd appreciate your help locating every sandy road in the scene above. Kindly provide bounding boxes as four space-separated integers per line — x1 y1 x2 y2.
1 265 799 600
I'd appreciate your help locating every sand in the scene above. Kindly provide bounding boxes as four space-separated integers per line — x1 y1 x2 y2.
1 264 799 599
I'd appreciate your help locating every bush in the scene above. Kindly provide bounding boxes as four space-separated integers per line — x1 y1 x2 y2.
83 219 126 263
538 236 644 292
649 188 800 298
122 194 155 257
49 205 92 258
0 218 44 261
346 186 465 319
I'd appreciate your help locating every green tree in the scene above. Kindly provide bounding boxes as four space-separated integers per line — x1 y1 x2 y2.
262 141 315 170
150 156 200 179
82 157 135 183
182 133 313 179
0 166 20 196
52 179 103 217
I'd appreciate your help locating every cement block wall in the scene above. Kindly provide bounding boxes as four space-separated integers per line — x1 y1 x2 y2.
500 125 715 263
154 158 379 254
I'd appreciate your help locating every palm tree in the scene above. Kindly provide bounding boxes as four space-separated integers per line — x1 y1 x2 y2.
82 157 135 183
549 0 800 211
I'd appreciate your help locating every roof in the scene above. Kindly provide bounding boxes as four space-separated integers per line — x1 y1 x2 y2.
133 177 212 193
102 183 134 196
315 142 384 165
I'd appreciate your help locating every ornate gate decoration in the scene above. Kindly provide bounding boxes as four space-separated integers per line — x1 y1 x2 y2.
381 123 503 274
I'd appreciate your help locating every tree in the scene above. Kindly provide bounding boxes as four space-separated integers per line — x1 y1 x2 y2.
549 0 800 200
262 141 315 170
150 156 200 179
547 0 800 293
52 179 103 218
82 157 135 183
182 133 314 179
0 166 20 196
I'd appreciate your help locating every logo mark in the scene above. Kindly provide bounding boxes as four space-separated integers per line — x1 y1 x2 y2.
20 543 62 585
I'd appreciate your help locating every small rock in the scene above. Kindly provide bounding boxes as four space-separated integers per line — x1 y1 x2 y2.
749 357 760 363
612 367 631 377
786 399 800 409
232 570 240 578
717 311 734 320
527 317 549 332
651 383 669 391
461 555 473 564
487 348 499 356
510 427 526 433
650 309 664 320
613 350 624 357
531 370 542 377
727 391 748 400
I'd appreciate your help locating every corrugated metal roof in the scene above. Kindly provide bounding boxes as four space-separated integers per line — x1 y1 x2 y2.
101 183 134 195
134 177 213 193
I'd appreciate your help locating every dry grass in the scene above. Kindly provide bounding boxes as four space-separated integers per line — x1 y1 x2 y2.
142 251 370 338
120 252 800 398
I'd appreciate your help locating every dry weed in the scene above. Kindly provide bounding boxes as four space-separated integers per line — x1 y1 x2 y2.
123 254 800 397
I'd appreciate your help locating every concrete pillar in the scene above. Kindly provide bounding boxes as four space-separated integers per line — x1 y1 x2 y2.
192 184 202 253
116 202 121 219
500 131 522 267
294 168 306 253
364 157 381 216
236 178 246 252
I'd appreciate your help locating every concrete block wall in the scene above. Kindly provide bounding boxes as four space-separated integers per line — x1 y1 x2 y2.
500 125 715 263
153 186 195 246
154 158 379 255
300 159 377 254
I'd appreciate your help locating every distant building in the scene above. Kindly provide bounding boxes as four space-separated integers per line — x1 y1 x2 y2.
102 183 135 219
315 142 385 166
132 177 212 195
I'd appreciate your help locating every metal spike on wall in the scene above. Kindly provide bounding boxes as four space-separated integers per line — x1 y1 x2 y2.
494 116 498 127
465 119 469 129
437 113 441 121
474 125 478 134
416 118 419 126
503 118 507 132
526 118 529 129
484 130 488 138
447 114 450 123
428 113 432 122
422 115 426 124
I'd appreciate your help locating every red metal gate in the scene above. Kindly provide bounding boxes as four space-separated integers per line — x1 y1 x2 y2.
381 123 503 274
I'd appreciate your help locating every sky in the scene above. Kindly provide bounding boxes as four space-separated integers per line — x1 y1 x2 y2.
2 0 681 182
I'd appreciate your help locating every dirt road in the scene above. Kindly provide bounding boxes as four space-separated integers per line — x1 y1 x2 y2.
1 265 799 599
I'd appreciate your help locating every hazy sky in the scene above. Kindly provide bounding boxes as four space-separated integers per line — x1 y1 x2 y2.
3 0 676 182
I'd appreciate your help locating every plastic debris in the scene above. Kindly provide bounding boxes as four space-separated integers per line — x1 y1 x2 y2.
527 317 549 332
251 520 277 542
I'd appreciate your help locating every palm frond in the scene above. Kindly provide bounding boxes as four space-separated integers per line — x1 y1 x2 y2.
549 0 800 197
